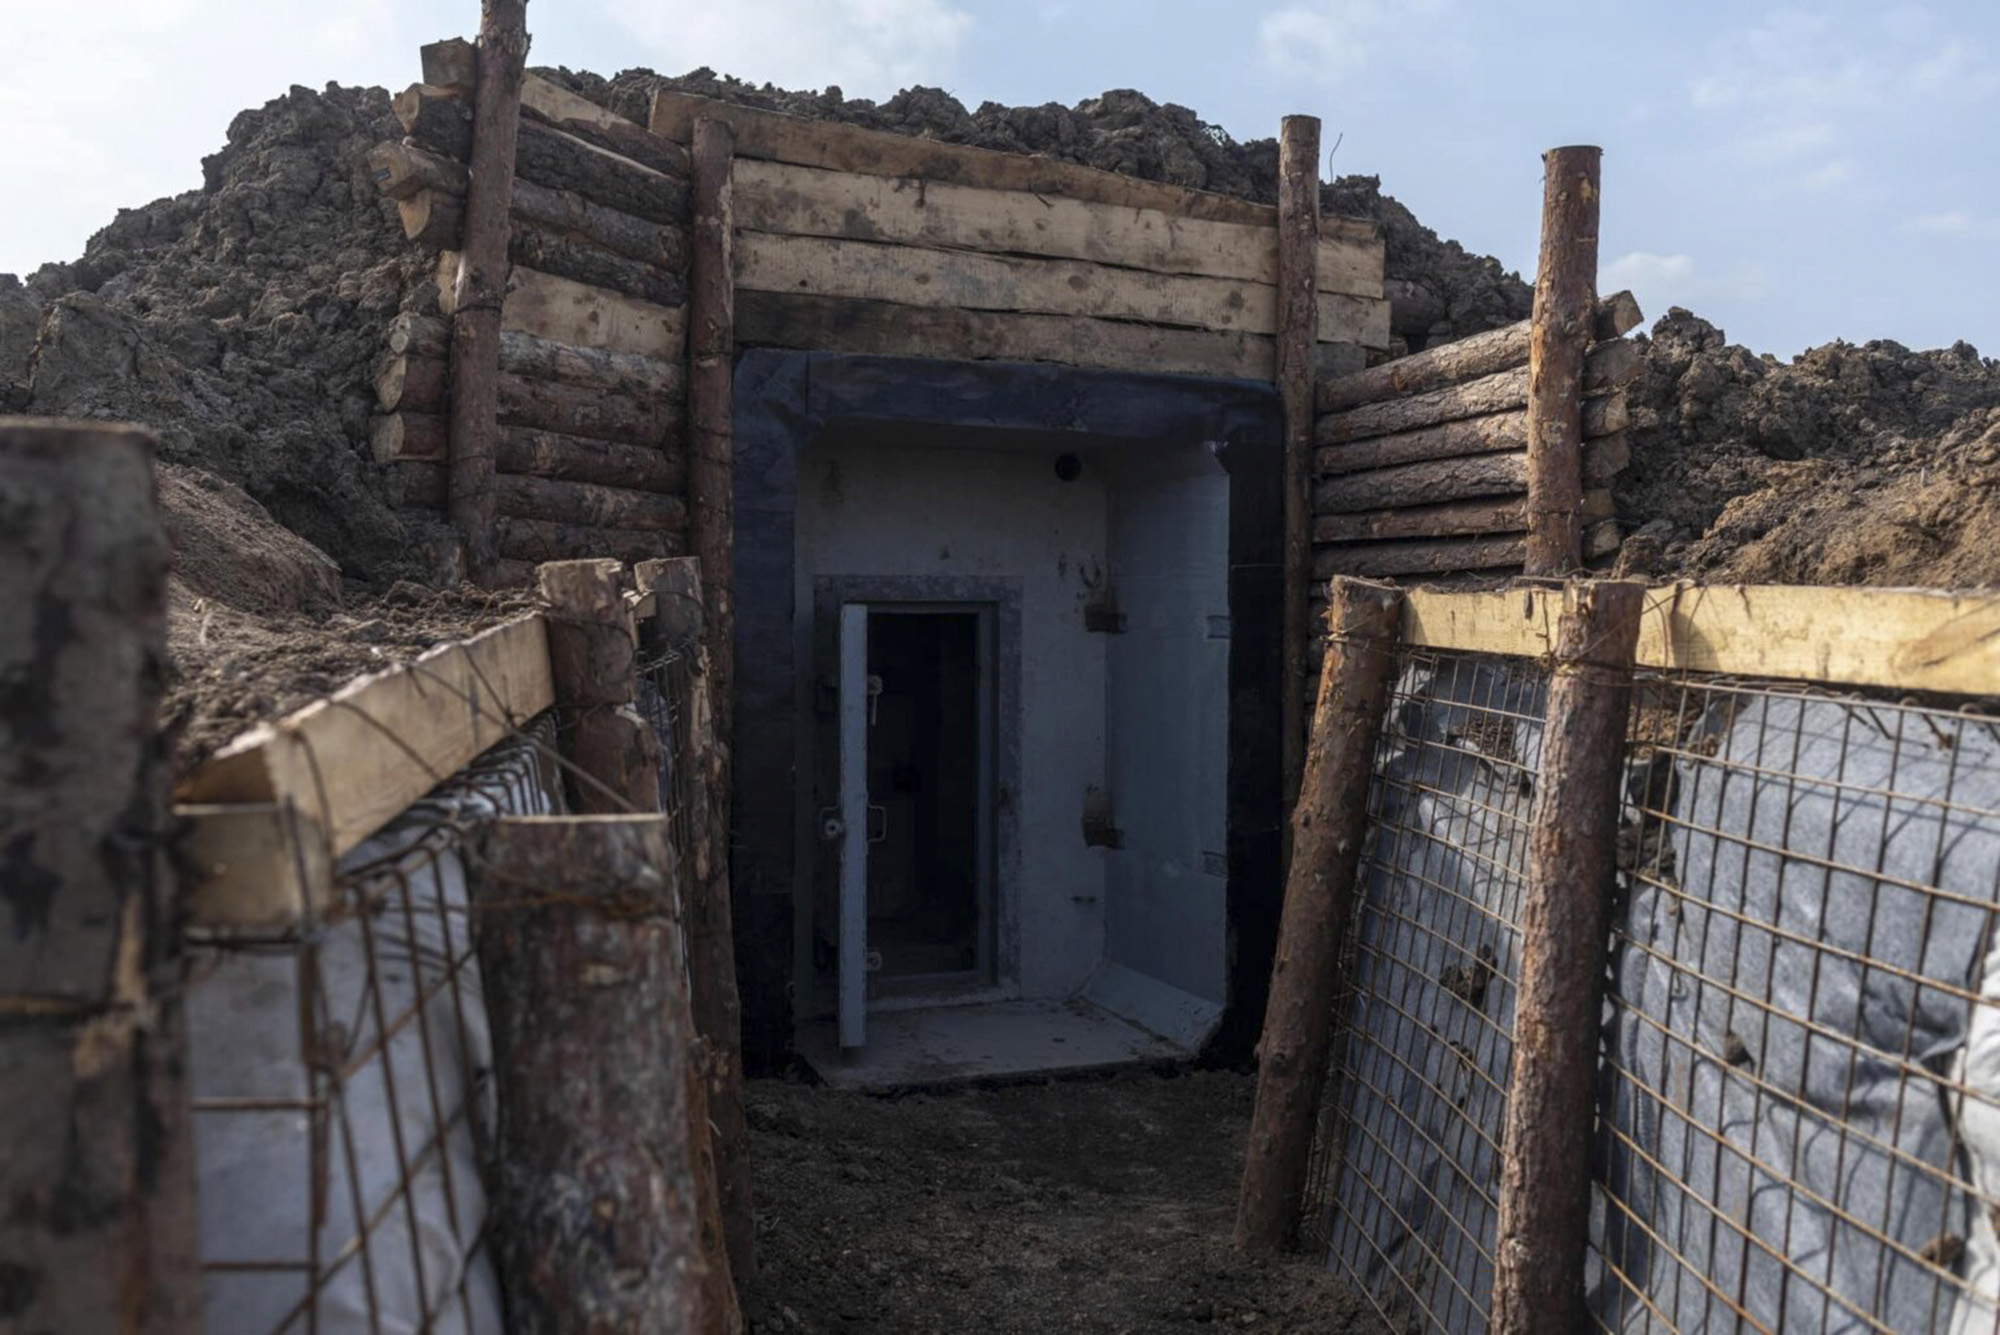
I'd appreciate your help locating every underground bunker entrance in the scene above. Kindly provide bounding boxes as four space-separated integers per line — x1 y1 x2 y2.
862 608 987 984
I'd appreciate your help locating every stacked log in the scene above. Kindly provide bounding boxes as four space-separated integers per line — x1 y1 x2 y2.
366 60 692 580
1309 291 1643 584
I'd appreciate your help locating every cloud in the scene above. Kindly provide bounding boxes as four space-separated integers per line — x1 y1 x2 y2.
1601 251 1771 312
1905 210 2000 239
601 0 974 97
1787 159 1855 192
1258 0 1450 79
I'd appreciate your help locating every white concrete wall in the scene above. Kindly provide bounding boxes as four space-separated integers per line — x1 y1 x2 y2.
1101 447 1232 1006
795 437 1111 1000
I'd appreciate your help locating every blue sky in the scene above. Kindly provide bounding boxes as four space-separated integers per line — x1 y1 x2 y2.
3 0 1995 357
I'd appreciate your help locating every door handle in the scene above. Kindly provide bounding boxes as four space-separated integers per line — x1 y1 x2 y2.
867 804 888 844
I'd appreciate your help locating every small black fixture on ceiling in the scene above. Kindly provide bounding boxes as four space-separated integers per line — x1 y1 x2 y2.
1054 452 1083 482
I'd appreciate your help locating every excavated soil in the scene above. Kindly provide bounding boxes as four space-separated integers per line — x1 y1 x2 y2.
743 1069 1378 1335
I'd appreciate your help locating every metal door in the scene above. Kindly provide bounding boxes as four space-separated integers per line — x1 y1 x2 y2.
836 602 870 1049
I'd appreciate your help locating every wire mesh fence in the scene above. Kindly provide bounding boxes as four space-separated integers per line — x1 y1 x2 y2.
1301 645 2000 1334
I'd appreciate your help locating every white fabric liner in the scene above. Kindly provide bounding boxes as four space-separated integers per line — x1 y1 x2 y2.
189 738 552 1334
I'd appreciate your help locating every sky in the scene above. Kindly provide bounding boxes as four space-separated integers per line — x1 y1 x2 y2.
2 0 1995 358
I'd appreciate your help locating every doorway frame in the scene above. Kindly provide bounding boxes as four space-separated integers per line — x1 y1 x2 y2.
808 579 1022 1018
730 349 1286 1066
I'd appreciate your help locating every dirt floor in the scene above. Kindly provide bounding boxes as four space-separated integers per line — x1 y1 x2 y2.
740 1069 1380 1335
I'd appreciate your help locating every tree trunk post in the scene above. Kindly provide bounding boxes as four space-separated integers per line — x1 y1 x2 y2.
469 815 705 1334
1490 578 1643 1333
0 420 203 1334
1236 576 1403 1252
536 558 660 813
687 117 735 761
1523 146 1601 576
446 0 529 583
1277 114 1322 821
638 558 756 1289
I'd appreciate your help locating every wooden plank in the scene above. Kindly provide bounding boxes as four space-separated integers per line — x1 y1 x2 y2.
737 289 1276 379
733 231 1384 343
177 804 332 929
424 39 691 175
1401 584 2000 695
1312 488 1611 544
176 615 555 872
731 158 1382 299
439 253 687 361
655 87 1315 230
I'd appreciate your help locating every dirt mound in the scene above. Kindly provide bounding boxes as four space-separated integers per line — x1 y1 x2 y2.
1613 310 2000 586
542 66 1533 344
8 83 451 586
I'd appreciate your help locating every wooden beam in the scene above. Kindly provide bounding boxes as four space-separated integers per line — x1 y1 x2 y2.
652 87 1388 237
0 420 202 1335
737 289 1277 379
1401 583 2000 696
438 253 688 361
380 351 683 446
1313 434 1627 515
177 614 555 874
1492 580 1643 1334
468 815 708 1333
498 515 682 567
177 804 333 929
1277 113 1321 827
688 116 737 851
389 315 688 399
1237 577 1404 1251
443 0 528 583
1316 343 1630 446
1523 146 1603 575
730 157 1383 298
1314 292 1642 413
1311 488 1612 545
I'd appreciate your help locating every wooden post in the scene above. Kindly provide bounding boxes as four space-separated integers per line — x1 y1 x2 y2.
1523 146 1602 576
639 558 756 1288
446 0 529 582
688 117 735 752
537 558 660 813
1236 576 1403 1252
1490 578 1643 1333
1276 114 1322 819
470 815 705 1334
0 421 202 1334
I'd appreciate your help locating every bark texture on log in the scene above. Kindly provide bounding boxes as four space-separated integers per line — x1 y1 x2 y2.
1277 114 1321 825
1316 409 1529 476
1524 147 1603 575
1319 366 1529 443
469 815 705 1335
1311 488 1612 545
500 515 681 568
640 557 757 1305
536 558 660 813
445 1 529 583
1236 577 1404 1251
377 414 690 497
384 354 681 447
0 420 202 1335
1313 434 1629 515
390 316 688 399
685 113 751 1289
1313 291 1642 413
1491 580 1643 1334
400 87 690 225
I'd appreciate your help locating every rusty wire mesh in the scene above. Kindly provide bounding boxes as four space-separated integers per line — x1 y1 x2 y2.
1303 645 1549 1333
187 720 557 1334
1301 647 2000 1334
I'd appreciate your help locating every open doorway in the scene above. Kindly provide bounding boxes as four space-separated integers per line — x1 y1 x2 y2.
863 608 989 985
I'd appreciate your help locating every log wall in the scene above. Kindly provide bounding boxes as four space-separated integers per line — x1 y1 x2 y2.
1307 292 1644 602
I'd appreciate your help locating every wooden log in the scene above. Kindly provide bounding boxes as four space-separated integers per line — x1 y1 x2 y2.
394 468 692 539
1276 114 1320 826
1236 577 1404 1251
396 188 461 248
400 86 690 226
734 231 1385 345
1316 410 1527 476
1585 389 1628 439
1524 147 1603 576
536 559 656 810
499 515 681 567
1313 533 1527 579
1492 580 1642 1333
639 557 757 1305
688 116 737 887
438 254 688 362
1314 292 1643 412
737 289 1276 380
389 315 688 399
425 38 692 179
375 140 692 271
0 421 202 1335
731 157 1383 298
1312 488 1612 544
376 413 688 492
468 815 704 1334
442 1 527 583
382 352 681 446
508 217 687 306
1316 338 1630 446
1314 436 1628 514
